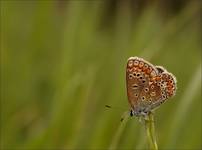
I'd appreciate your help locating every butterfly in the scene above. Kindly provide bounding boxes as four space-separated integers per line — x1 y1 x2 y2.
126 57 177 117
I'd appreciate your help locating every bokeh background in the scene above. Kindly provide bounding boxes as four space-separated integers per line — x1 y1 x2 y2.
1 0 201 149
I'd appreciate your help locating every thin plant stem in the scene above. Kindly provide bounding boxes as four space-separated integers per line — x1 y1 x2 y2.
144 112 158 150
108 111 130 150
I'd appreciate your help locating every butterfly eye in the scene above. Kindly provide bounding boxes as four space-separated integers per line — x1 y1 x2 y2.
130 110 134 116
136 73 140 77
151 85 154 89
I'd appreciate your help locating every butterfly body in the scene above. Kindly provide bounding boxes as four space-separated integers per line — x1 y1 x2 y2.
126 57 177 116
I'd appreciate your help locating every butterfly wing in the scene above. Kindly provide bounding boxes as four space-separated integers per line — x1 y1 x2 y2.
140 68 177 114
126 57 177 116
126 57 158 115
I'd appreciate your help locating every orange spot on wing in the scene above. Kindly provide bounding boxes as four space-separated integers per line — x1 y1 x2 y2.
146 68 152 74
156 76 161 81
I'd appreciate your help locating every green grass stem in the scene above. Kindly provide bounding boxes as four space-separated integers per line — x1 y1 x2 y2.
144 113 158 150
166 65 201 147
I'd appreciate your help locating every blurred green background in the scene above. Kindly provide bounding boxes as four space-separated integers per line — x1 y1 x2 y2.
1 0 201 149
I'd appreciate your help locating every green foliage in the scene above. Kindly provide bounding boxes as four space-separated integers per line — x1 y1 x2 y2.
1 1 201 149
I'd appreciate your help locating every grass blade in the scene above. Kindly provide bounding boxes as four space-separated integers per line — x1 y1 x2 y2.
166 64 201 147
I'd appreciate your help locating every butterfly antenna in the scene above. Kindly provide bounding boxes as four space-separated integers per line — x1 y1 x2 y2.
105 105 130 122
105 104 127 111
